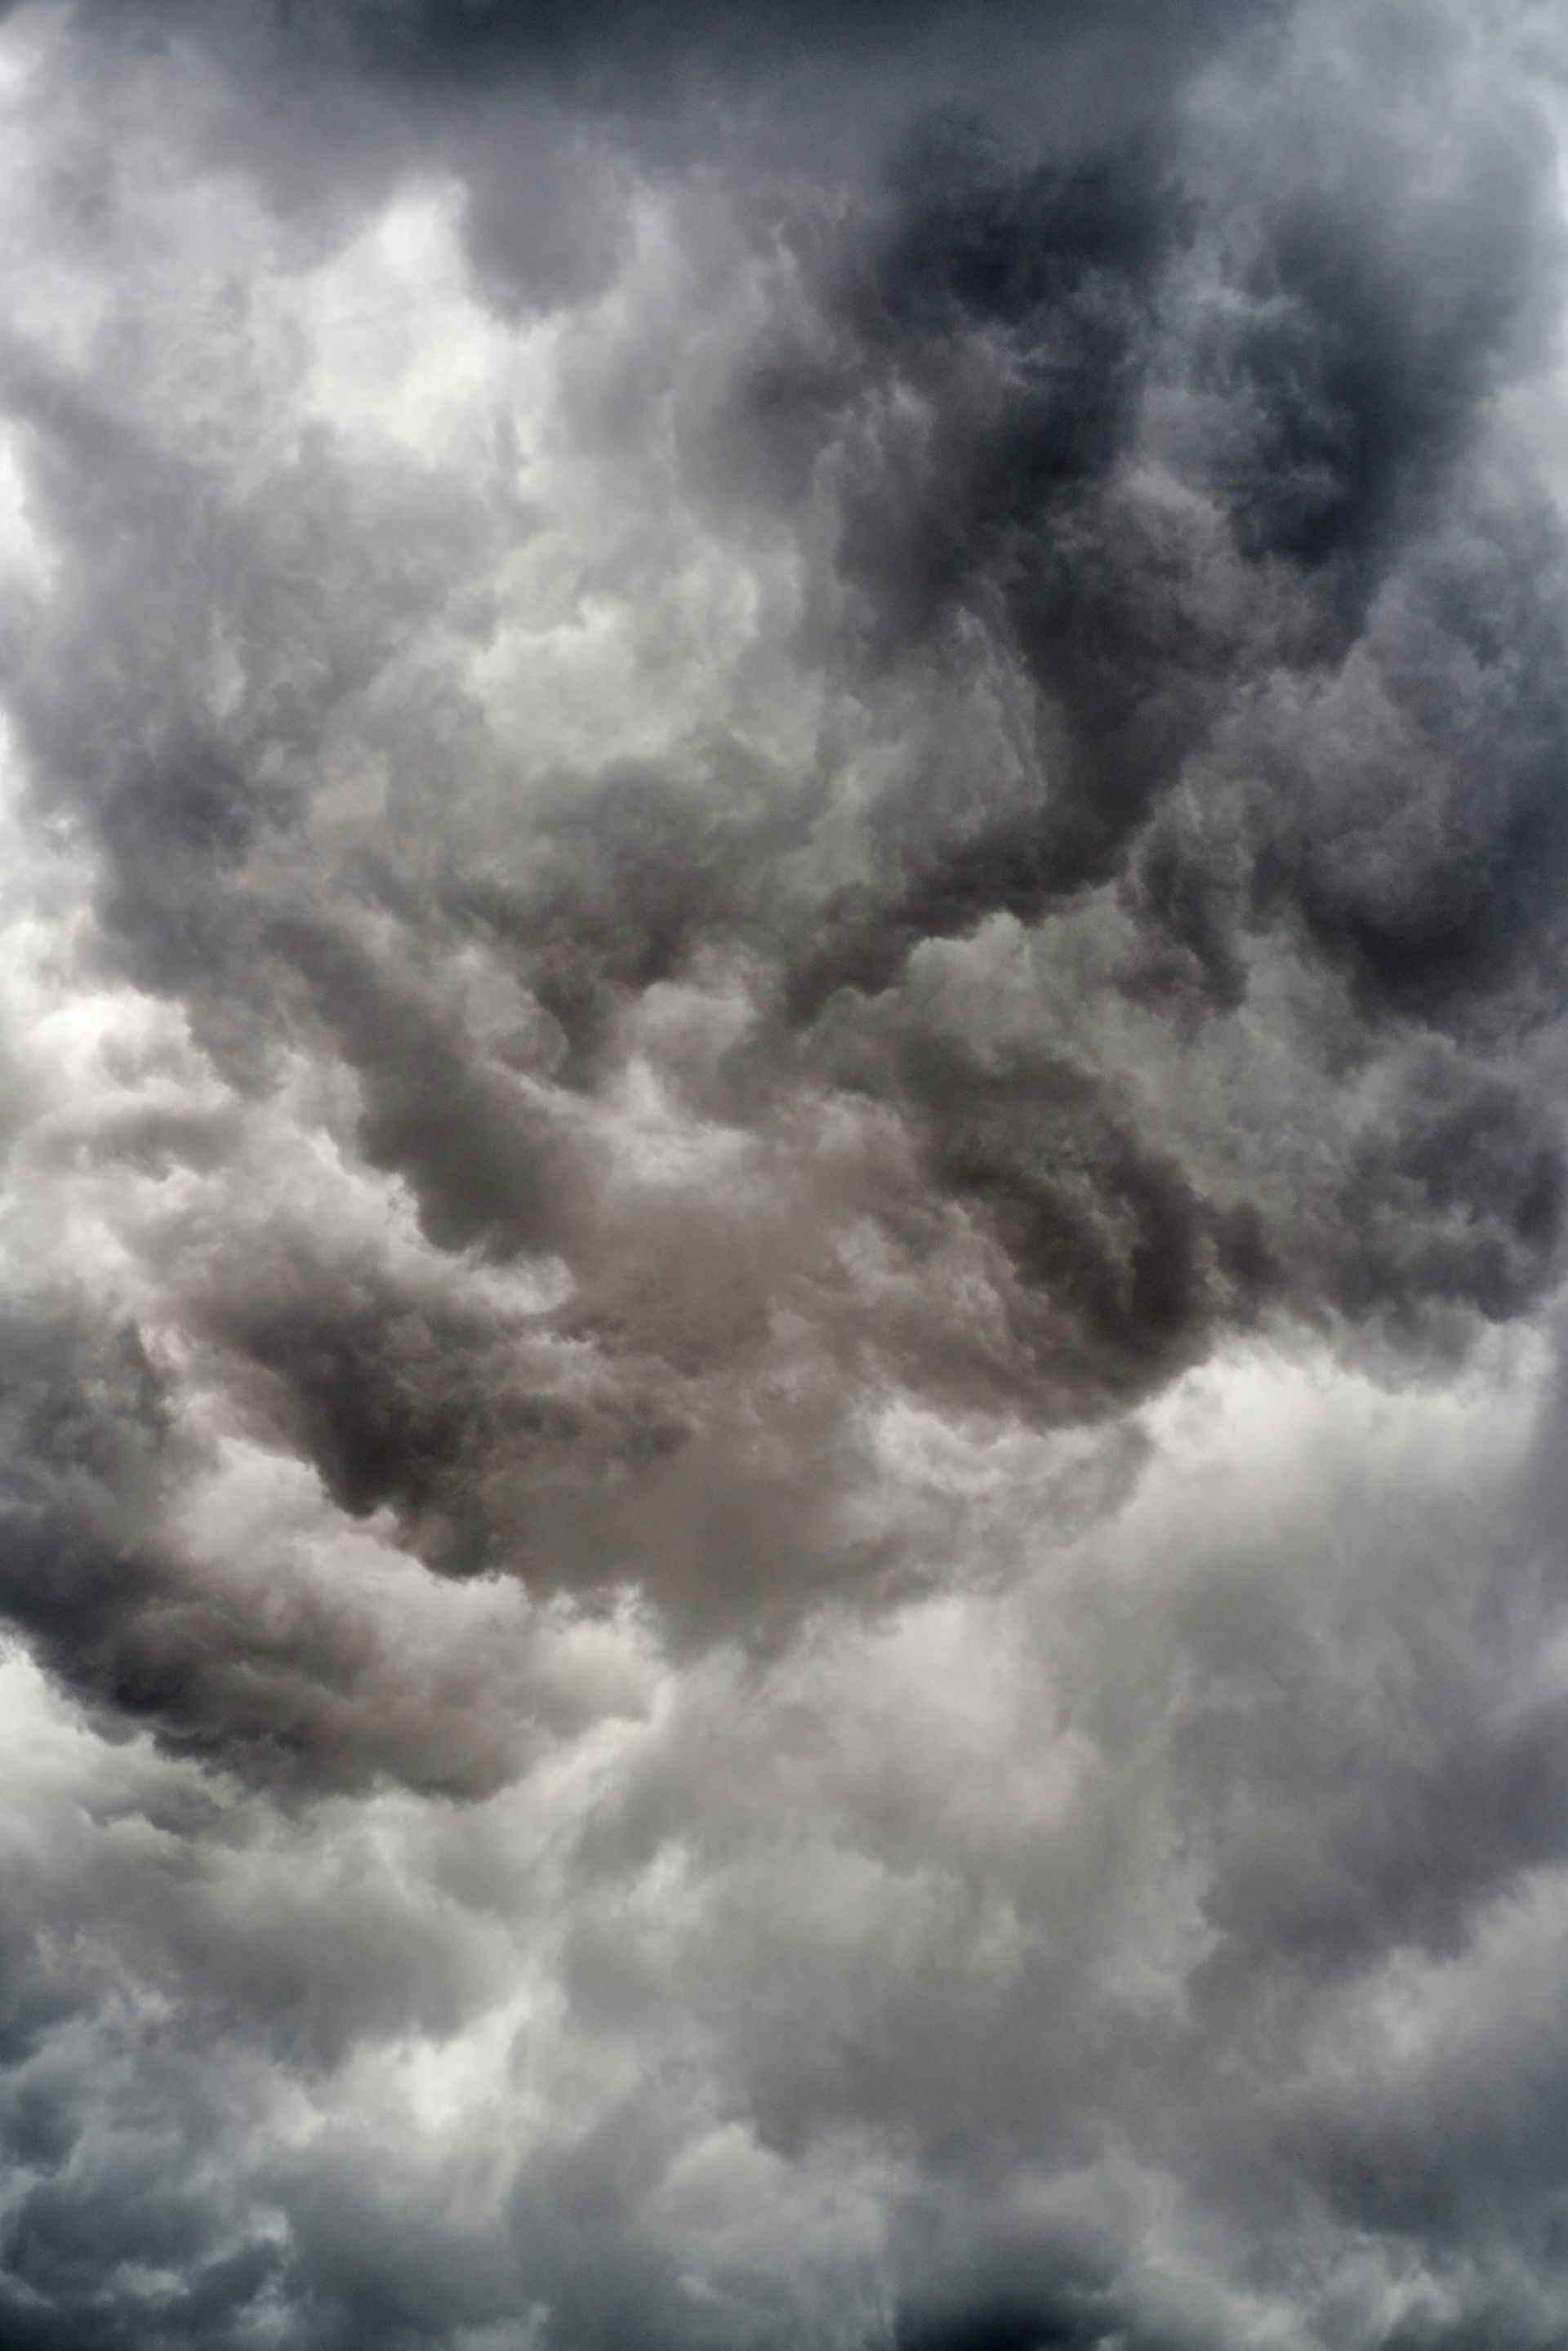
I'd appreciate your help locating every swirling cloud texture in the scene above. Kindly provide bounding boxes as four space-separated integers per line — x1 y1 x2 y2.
4 3 1568 2346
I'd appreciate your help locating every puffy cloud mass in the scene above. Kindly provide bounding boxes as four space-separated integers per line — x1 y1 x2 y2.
4 0 1568 2344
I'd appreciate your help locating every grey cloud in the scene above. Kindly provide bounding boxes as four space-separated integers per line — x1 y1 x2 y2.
2 0 1568 2346
0 1287 654 1797
0 0 1562 1703
6 1324 1568 2349
1 0 1565 1718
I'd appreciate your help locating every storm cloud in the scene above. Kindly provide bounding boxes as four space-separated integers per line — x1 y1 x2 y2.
3 0 1568 2344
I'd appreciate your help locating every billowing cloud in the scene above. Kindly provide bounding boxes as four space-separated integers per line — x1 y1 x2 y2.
3 0 1568 2344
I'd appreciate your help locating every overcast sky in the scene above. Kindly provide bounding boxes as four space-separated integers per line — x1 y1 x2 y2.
4 2 1568 2346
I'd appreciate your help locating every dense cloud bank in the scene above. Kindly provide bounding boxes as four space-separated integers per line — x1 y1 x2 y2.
3 0 1568 2344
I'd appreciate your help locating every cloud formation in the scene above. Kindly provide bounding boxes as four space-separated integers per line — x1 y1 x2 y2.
3 0 1568 2344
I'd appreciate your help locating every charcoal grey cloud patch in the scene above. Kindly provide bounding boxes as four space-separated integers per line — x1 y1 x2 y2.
2 0 1568 2344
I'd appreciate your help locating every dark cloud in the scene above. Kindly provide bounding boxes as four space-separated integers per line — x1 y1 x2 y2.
2 0 1568 2344
78 0 1263 91
11 0 1567 1500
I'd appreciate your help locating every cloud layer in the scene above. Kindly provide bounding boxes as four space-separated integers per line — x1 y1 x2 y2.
3 1 1568 2344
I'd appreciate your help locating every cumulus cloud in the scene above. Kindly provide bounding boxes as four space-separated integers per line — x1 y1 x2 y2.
2 0 1568 2343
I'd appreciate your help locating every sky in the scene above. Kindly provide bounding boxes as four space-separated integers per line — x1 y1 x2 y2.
4 1 1568 2345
